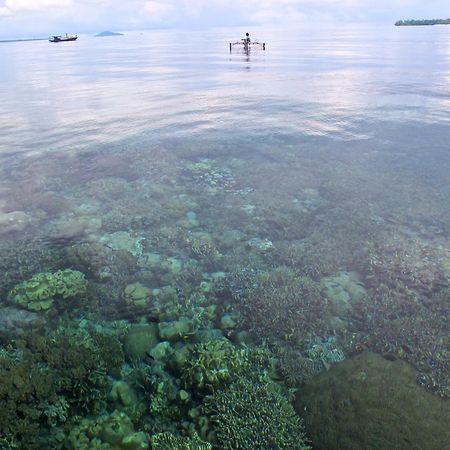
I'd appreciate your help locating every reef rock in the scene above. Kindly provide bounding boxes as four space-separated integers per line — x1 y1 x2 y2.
321 271 366 316
123 282 152 307
100 231 145 257
0 306 46 338
295 351 450 450
0 210 33 234
123 323 159 361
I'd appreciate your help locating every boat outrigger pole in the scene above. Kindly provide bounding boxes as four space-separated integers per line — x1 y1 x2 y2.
229 40 265 52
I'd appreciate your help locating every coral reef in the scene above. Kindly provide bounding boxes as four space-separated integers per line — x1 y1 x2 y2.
0 240 62 299
65 242 138 284
229 266 327 345
363 232 450 301
0 346 62 449
124 323 159 362
181 338 276 393
100 231 145 258
181 339 243 393
8 269 87 311
321 271 367 317
127 359 185 432
172 337 310 448
185 231 220 260
184 159 236 193
123 283 153 307
4 122 450 450
0 324 125 448
0 210 33 234
204 377 310 450
305 336 345 367
272 343 326 387
158 317 196 342
272 238 343 279
345 287 450 397
150 431 211 449
23 327 119 411
65 410 149 450
0 306 46 340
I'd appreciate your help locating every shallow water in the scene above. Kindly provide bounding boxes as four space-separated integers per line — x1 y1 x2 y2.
1 25 450 449
1 26 450 240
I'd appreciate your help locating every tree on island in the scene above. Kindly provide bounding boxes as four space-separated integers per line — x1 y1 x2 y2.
395 18 450 26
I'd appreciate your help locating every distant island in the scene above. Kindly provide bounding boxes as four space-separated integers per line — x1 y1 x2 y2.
395 19 450 26
95 30 124 37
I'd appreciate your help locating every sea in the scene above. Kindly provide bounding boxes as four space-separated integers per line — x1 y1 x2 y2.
0 25 449 449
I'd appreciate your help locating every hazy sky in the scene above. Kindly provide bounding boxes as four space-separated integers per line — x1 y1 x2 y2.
0 0 448 38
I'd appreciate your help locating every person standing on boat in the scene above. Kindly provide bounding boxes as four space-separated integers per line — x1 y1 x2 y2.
230 33 265 52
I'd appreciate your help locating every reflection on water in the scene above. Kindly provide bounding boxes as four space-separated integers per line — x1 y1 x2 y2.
1 25 450 158
1 25 450 450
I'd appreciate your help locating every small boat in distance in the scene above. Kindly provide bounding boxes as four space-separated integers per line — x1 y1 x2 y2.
49 34 78 42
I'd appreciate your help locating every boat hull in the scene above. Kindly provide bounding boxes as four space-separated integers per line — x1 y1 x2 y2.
49 36 78 42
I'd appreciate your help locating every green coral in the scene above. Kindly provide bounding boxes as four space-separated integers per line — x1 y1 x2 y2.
181 339 273 393
130 362 185 430
65 410 149 450
0 347 62 449
8 269 88 311
25 326 121 412
123 282 152 307
179 339 307 449
150 431 212 450
158 317 197 342
0 326 126 448
204 377 310 450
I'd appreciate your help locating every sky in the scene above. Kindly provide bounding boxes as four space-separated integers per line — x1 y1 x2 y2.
0 0 448 38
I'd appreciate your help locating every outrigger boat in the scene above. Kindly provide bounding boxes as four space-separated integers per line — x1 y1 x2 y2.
229 39 265 52
49 34 78 42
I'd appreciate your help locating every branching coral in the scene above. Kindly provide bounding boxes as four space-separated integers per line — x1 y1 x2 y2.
150 431 212 450
24 327 118 411
204 377 310 450
229 266 327 345
0 347 61 449
128 361 184 432
363 233 449 300
0 325 126 447
176 339 310 448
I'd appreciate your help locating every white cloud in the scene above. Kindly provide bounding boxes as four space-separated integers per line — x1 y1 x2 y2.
142 1 173 18
5 0 72 13
0 6 12 17
0 0 449 38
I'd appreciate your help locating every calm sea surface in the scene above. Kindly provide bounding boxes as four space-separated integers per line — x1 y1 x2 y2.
1 26 450 157
1 25 450 449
